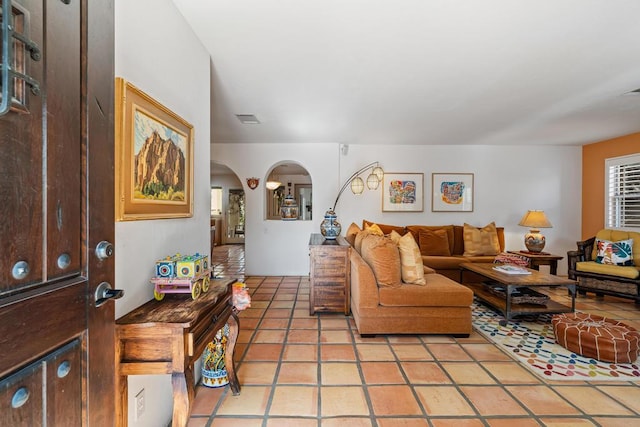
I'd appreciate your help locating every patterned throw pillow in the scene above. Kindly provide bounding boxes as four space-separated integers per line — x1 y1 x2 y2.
389 231 426 285
595 238 635 266
463 222 500 256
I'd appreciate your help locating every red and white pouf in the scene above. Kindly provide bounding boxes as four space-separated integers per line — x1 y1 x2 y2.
552 313 640 364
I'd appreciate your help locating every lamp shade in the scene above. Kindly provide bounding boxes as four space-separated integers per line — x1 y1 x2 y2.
350 176 365 194
366 172 380 190
518 210 552 253
265 181 281 190
518 210 552 229
372 166 384 181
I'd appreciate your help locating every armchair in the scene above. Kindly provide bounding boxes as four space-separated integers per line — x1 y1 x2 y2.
567 230 640 304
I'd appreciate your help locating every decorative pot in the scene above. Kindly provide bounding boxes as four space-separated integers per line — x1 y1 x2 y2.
320 209 341 240
201 323 230 388
280 192 298 220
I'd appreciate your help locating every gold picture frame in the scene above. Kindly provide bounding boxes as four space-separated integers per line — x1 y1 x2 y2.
115 78 194 220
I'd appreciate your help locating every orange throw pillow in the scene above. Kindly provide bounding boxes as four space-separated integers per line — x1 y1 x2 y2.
360 234 402 288
418 229 451 256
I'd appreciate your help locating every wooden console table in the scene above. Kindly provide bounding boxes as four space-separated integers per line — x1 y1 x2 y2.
309 233 351 315
115 278 240 427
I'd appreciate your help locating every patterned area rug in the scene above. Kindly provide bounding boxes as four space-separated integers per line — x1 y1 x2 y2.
472 300 640 381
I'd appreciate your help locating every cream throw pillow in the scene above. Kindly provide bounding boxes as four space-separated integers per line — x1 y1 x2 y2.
463 222 500 256
390 231 427 285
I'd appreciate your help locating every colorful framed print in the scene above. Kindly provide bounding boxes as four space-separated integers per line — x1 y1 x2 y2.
432 173 474 212
382 173 424 212
115 78 194 220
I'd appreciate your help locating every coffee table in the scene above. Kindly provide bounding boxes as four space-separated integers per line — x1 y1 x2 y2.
460 263 576 325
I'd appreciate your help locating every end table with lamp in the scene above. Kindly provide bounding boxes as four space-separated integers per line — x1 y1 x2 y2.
515 210 562 274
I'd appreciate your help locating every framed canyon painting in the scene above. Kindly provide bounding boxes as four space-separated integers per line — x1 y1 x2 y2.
115 78 194 220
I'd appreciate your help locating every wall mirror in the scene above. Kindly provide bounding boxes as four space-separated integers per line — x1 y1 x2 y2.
265 162 312 220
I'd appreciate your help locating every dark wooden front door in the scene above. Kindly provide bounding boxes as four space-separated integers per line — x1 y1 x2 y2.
0 0 115 425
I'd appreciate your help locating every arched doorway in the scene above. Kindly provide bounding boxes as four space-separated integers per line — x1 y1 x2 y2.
211 162 244 244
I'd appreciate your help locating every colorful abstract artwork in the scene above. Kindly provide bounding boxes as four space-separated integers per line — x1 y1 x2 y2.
382 173 423 212
432 173 474 212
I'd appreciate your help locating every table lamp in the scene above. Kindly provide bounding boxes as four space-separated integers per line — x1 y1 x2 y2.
518 210 552 253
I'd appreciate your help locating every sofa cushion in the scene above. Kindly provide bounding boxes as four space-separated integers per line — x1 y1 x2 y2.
390 231 426 285
378 275 473 307
595 238 635 266
360 234 402 288
407 225 454 253
345 222 361 247
354 228 384 253
363 219 406 236
463 222 500 256
592 229 640 267
576 261 640 279
418 229 451 256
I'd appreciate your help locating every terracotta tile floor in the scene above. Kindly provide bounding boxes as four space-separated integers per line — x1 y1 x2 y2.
190 245 640 426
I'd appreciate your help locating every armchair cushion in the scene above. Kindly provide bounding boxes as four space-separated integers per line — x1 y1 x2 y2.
576 261 640 279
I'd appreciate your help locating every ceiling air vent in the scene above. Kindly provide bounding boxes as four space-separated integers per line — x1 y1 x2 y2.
236 114 260 124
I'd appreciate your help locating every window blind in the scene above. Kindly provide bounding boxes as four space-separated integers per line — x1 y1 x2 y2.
606 154 640 229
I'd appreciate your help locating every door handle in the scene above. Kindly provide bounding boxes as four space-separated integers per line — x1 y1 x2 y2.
94 282 124 307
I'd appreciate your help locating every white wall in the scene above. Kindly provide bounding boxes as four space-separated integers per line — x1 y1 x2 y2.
114 1 211 426
214 143 582 276
213 143 338 276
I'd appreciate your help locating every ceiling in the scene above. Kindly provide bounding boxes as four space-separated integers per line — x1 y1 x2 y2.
174 0 640 147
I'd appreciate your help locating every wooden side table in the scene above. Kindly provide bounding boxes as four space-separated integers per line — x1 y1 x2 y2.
308 233 351 315
508 251 563 275
115 278 240 427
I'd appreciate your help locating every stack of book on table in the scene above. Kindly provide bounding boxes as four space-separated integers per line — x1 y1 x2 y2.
492 264 532 275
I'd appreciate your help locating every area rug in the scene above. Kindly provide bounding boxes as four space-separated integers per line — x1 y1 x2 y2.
472 300 640 381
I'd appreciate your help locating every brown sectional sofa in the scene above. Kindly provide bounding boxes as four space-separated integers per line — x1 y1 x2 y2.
349 225 475 337
363 220 505 282
350 249 474 336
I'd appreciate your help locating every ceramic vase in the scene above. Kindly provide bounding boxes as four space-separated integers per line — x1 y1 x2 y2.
280 192 298 220
201 323 230 388
320 209 341 240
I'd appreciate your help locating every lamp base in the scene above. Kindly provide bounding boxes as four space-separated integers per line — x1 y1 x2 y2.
524 228 546 253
